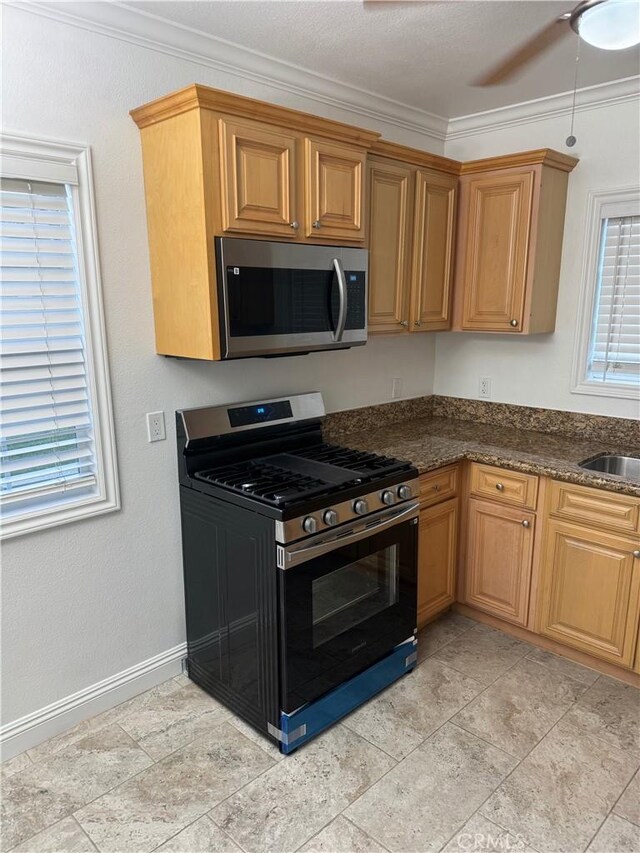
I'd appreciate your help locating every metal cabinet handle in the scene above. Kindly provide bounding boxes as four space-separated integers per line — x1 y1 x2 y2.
312 220 321 229
290 221 299 229
633 550 640 558
522 520 531 528
433 484 440 492
414 320 422 327
399 320 408 327
496 483 505 491
510 319 519 327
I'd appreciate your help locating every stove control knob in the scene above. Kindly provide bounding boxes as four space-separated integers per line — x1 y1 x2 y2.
302 516 317 534
397 484 412 501
381 490 396 506
353 498 369 515
323 509 339 526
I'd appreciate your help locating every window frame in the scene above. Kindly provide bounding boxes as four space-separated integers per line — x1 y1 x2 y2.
1 132 120 538
572 186 640 401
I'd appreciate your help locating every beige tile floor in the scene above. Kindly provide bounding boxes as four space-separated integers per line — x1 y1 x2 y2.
2 613 640 853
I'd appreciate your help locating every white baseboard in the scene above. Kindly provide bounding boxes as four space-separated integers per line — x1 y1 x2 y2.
0 642 187 760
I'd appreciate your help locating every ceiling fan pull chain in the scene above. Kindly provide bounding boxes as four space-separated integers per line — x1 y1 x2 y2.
566 36 581 147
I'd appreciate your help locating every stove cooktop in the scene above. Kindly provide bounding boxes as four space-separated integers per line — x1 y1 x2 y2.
194 443 413 508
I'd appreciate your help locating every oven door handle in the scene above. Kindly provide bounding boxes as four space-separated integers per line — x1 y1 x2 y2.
332 257 348 343
279 502 419 569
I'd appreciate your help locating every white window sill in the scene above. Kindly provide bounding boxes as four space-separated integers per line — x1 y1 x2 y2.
571 379 640 401
1 491 121 540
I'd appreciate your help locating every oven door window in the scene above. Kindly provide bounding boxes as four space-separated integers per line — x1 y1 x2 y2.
226 266 366 337
280 518 417 713
312 545 398 648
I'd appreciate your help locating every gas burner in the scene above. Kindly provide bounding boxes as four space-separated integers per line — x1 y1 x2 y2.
194 443 413 510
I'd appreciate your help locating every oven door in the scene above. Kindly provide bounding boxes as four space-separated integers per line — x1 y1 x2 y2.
215 237 368 358
278 502 418 713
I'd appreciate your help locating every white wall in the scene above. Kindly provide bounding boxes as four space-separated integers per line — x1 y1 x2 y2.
437 98 640 419
1 7 439 730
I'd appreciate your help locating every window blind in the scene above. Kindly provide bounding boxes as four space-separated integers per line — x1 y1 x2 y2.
0 177 96 509
588 214 640 385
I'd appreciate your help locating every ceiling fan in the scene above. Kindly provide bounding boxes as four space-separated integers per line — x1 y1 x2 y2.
476 0 640 86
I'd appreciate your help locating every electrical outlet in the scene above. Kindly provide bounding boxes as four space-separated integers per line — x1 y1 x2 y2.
146 411 166 442
391 378 403 399
478 377 492 399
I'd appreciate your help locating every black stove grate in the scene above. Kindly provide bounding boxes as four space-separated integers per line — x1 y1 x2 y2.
194 443 413 508
194 460 332 507
295 443 412 477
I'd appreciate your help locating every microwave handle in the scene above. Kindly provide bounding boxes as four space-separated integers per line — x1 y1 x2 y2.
332 258 348 342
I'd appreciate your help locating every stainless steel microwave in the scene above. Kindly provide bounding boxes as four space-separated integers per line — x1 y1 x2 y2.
215 237 368 359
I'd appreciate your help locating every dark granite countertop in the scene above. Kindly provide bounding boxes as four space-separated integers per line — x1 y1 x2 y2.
330 415 640 498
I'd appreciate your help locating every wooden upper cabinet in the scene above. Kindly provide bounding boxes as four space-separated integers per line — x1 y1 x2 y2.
219 118 297 237
366 142 460 336
452 150 578 334
463 497 535 627
130 84 379 359
410 168 457 331
305 139 366 241
367 159 413 333
460 170 533 331
537 519 640 667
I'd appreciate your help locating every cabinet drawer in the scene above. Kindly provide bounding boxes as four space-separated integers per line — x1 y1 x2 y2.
549 480 640 535
419 465 458 507
470 463 538 510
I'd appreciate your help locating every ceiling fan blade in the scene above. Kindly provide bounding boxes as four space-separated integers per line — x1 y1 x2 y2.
473 15 572 86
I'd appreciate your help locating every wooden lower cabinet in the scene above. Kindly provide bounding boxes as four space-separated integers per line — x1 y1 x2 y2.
417 497 458 628
463 497 535 627
537 519 640 667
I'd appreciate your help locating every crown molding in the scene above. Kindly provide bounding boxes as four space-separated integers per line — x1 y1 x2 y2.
130 84 381 147
460 148 579 175
447 75 640 140
9 0 448 144
8 2 638 147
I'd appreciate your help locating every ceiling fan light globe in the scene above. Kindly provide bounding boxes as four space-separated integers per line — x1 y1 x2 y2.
577 0 640 50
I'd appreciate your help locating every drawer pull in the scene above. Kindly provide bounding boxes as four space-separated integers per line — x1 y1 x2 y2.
496 483 505 491
522 520 530 528
433 484 440 492
634 550 640 558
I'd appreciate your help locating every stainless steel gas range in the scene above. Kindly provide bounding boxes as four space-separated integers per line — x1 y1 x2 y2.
176 392 418 753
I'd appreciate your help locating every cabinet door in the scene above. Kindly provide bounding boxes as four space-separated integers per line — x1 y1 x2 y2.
538 520 640 667
219 118 297 237
418 498 458 627
305 138 365 241
461 170 534 332
367 160 412 333
464 498 534 626
410 169 457 332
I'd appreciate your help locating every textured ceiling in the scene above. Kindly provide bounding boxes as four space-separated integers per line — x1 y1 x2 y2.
123 0 640 117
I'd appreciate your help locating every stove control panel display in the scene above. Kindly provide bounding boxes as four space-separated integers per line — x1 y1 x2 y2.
228 400 293 428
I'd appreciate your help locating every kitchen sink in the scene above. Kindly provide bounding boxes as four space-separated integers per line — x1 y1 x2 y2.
579 454 640 482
